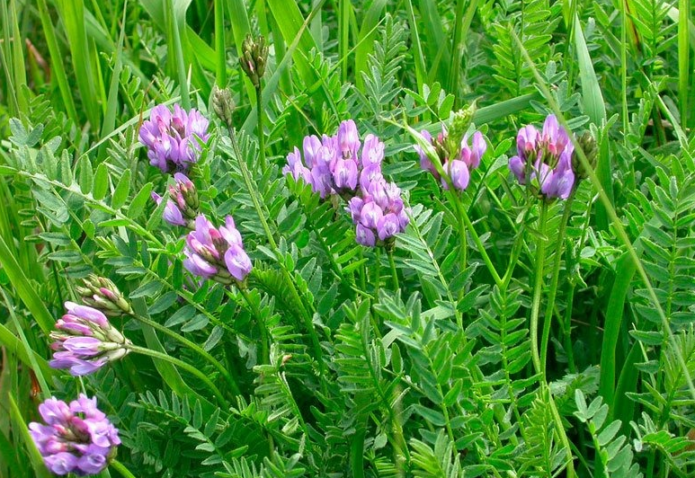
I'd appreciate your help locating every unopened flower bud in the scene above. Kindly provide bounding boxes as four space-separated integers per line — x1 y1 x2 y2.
212 85 235 127
240 34 268 88
573 131 597 180
447 103 476 159
79 276 132 316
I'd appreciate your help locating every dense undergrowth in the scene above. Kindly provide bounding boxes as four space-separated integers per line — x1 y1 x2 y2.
1 1 695 477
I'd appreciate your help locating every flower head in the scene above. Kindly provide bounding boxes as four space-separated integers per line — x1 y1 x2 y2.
508 114 576 199
30 395 120 476
183 215 252 283
283 120 383 198
416 126 485 192
348 177 409 247
50 303 130 376
139 104 210 173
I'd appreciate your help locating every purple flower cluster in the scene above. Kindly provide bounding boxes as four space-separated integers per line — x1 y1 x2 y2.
508 114 575 200
283 120 385 198
50 302 130 376
29 395 120 476
415 127 486 191
184 215 252 283
151 173 199 227
139 104 210 173
348 178 409 247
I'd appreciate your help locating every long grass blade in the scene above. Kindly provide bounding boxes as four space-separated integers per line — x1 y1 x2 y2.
0 236 54 335
36 0 78 123
57 0 100 127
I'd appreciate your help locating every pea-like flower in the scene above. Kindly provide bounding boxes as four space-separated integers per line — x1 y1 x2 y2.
508 114 575 200
415 126 486 192
151 173 199 227
348 177 409 247
29 395 120 476
183 215 252 283
49 303 131 376
139 104 210 173
283 121 384 198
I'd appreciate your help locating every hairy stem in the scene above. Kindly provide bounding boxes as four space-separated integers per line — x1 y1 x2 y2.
541 191 575 375
128 311 241 395
530 202 548 375
126 344 228 407
256 84 266 172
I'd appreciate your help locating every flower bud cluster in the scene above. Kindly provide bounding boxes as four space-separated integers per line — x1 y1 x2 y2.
240 34 268 88
151 173 199 228
415 126 486 192
75 275 132 317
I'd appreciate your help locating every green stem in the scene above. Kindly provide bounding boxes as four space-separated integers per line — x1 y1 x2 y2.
226 125 325 378
128 312 240 396
501 226 526 289
388 248 399 291
375 247 381 298
456 196 468 275
540 191 575 375
530 202 548 375
214 0 226 85
238 288 270 366
110 460 137 478
127 344 228 407
455 195 502 287
350 420 367 478
256 83 266 171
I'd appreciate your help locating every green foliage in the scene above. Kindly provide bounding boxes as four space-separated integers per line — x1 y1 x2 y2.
2 0 695 477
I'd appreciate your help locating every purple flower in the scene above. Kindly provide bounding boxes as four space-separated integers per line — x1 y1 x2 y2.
30 395 120 476
442 160 470 191
362 134 384 168
508 114 576 199
139 104 210 173
460 131 486 169
347 176 410 247
283 120 387 198
338 119 360 159
416 125 485 190
414 130 438 177
332 158 359 190
50 302 130 376
183 215 252 283
152 192 186 226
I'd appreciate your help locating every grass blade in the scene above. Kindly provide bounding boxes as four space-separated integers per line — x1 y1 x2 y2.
36 0 79 123
598 252 636 405
57 0 100 127
573 14 606 126
0 235 54 336
677 0 690 126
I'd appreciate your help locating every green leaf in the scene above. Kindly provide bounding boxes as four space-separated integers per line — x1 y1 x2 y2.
128 182 154 219
112 169 132 209
92 163 109 200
